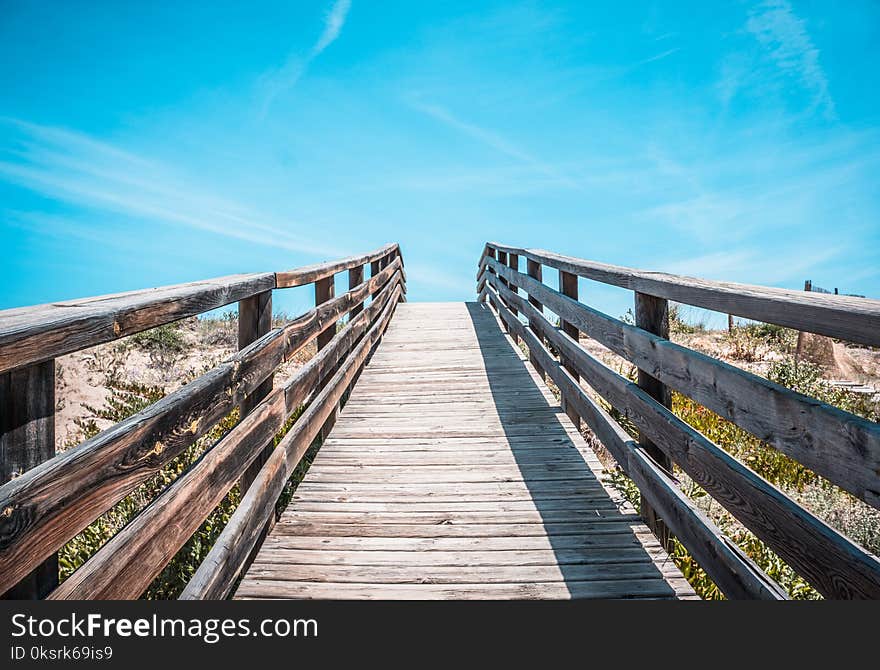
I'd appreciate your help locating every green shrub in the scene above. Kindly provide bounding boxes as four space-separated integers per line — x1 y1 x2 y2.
131 323 186 352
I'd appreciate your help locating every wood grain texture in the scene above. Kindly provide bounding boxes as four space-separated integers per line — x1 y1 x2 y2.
634 291 672 547
483 243 880 347
485 257 880 510
487 275 880 599
275 244 398 289
181 283 402 600
0 273 277 375
234 301 692 600
483 282 786 600
0 361 57 599
49 277 404 600
0 264 403 595
238 291 274 494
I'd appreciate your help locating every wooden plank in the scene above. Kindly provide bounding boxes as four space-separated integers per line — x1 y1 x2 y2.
484 283 785 599
486 258 880 510
0 360 57 599
485 243 880 347
315 277 336 352
47 279 405 600
526 259 544 378
236 579 685 600
487 277 880 599
559 269 580 427
0 268 403 595
0 273 276 374
236 300 692 600
181 284 402 600
634 291 672 548
275 244 398 289
238 290 274 493
348 265 364 320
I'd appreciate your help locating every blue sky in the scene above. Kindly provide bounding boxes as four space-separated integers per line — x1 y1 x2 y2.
1 0 878 322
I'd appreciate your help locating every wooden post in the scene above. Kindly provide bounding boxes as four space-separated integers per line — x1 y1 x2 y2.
794 280 811 367
370 260 382 301
507 253 519 343
349 265 365 320
237 291 273 494
1 360 57 599
634 292 672 549
559 271 580 429
315 276 337 437
526 259 545 379
482 247 497 303
315 277 336 351
728 314 734 333
496 251 510 332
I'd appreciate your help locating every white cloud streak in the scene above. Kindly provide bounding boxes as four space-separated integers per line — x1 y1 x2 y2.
0 118 343 257
257 0 352 118
408 99 581 189
745 0 835 117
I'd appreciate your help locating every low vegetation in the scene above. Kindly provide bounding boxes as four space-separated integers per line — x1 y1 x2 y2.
57 318 317 599
602 318 880 600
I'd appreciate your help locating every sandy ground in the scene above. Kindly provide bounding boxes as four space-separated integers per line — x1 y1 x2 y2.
55 316 879 452
55 317 314 451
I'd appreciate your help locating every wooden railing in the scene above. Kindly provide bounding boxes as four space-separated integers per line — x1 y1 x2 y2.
478 242 880 600
0 243 405 599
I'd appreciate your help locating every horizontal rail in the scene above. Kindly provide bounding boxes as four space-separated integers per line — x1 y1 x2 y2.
0 259 403 594
484 273 880 599
482 282 786 599
48 275 403 599
181 283 402 600
0 243 401 374
0 273 276 374
482 243 880 347
275 243 400 288
484 257 880 509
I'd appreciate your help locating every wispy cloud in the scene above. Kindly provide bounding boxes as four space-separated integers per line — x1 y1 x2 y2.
632 47 681 68
0 118 343 257
257 0 352 118
661 244 845 286
313 0 352 55
407 99 580 189
744 0 835 118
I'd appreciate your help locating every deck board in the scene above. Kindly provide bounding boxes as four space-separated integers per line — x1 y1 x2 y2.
236 302 695 600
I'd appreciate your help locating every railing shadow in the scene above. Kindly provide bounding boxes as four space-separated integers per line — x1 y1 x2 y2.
464 301 676 598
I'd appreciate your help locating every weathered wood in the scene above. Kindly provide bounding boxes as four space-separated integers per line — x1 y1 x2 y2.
526 259 544 378
48 277 403 600
0 273 277 375
484 283 785 599
0 361 57 599
487 276 880 599
634 291 672 548
234 301 691 600
0 262 403 594
181 284 402 600
238 291 274 494
484 243 880 347
315 277 336 352
275 244 398 289
559 270 580 427
485 257 880 509
349 265 365 320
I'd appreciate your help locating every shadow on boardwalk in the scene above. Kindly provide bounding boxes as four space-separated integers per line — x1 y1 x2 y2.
465 301 677 598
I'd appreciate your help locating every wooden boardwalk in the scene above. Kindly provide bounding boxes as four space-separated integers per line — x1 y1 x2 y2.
237 302 694 599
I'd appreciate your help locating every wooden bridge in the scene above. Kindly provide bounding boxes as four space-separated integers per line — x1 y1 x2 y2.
1 242 879 599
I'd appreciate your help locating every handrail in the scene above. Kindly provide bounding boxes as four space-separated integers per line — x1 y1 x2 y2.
0 244 404 598
484 257 880 509
478 242 880 600
0 243 400 374
479 242 880 347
